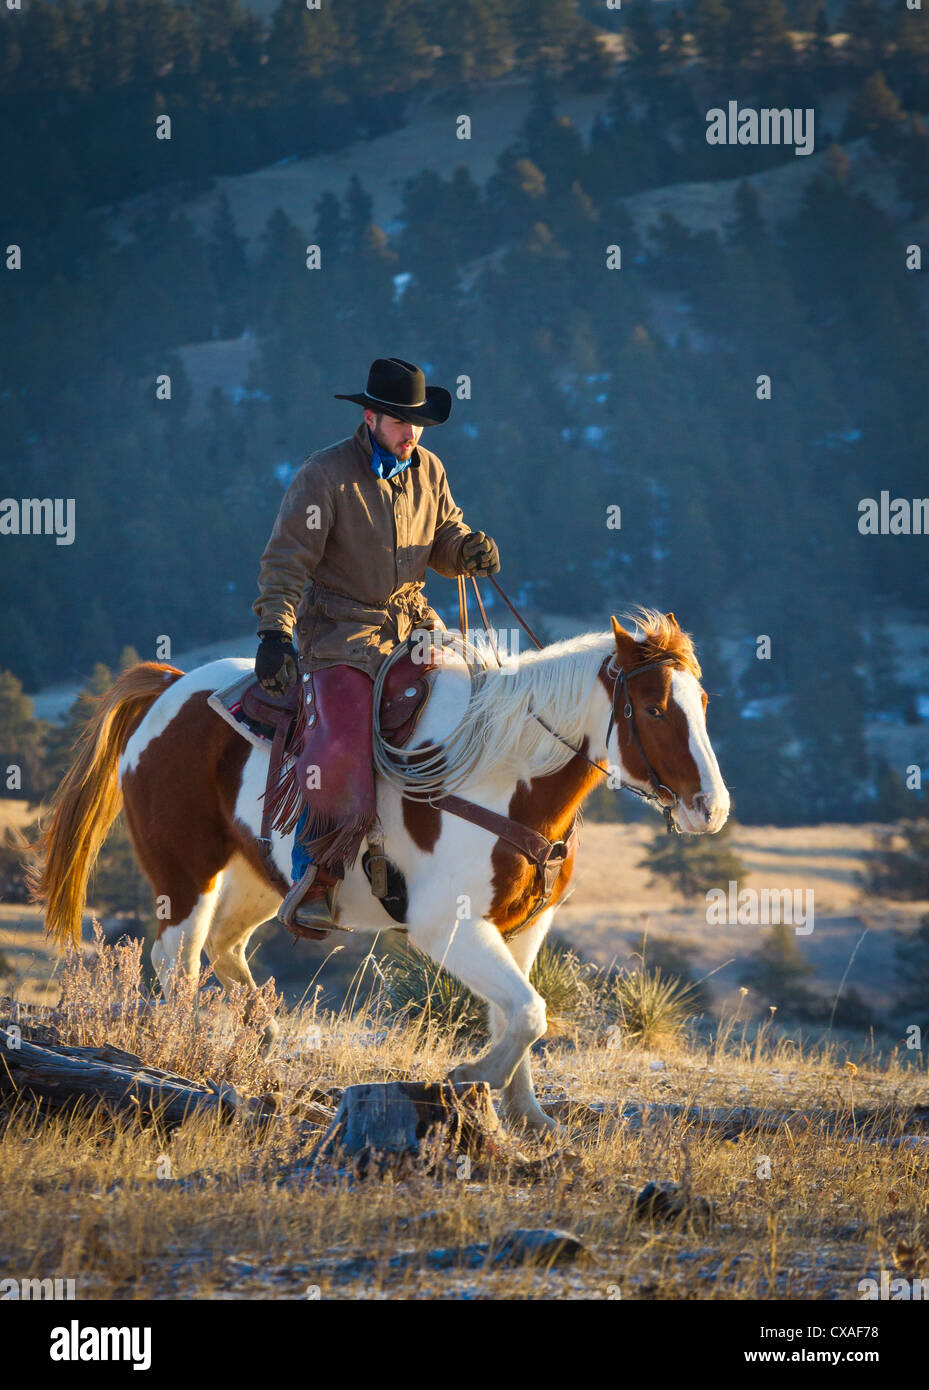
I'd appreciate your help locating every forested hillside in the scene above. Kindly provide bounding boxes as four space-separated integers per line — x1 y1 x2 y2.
2 0 928 824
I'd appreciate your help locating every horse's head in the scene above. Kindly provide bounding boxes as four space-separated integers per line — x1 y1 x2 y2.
604 610 730 834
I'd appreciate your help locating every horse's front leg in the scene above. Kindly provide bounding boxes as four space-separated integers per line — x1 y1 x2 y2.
488 911 559 1134
409 911 548 1096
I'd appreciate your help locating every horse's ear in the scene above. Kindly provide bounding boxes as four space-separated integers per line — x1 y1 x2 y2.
611 616 638 664
666 611 679 628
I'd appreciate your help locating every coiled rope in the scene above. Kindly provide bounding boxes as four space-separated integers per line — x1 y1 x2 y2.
372 629 506 801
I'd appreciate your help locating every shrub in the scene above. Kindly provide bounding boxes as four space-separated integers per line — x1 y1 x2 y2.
861 821 929 900
893 914 929 1030
597 965 701 1048
738 922 819 1016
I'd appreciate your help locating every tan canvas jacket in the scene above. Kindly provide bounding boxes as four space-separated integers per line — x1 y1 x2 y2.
252 420 474 679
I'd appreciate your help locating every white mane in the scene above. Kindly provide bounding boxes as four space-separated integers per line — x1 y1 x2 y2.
456 629 615 782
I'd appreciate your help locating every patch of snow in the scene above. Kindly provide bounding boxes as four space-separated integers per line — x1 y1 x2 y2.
232 386 271 405
273 462 298 487
819 426 863 449
392 271 412 302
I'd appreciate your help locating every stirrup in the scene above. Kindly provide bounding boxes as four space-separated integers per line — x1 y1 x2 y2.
292 882 341 931
277 864 319 929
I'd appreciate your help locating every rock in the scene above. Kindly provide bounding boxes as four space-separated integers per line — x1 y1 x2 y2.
634 1180 715 1229
542 1098 606 1128
490 1228 586 1266
298 1079 500 1177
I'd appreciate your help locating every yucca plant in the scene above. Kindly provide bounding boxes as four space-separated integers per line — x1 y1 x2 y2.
599 965 700 1049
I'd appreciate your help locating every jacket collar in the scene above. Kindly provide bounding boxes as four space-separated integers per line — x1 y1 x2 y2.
353 419 421 471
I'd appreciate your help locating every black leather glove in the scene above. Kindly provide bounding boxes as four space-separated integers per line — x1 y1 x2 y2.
460 531 500 576
255 631 298 696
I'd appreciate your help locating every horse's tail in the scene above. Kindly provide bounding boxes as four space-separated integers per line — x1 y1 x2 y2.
27 661 185 950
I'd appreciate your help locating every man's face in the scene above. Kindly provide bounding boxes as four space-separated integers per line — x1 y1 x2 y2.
365 409 422 460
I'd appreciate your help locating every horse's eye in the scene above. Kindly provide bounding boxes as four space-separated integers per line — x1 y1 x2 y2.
646 705 664 719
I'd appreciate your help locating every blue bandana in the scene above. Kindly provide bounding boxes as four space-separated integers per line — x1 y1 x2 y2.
368 426 413 482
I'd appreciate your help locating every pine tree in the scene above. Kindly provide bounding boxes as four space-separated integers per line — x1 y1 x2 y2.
44 663 114 786
345 174 374 249
842 71 907 156
267 0 342 86
726 180 768 249
624 2 663 74
692 0 732 69
814 5 833 69
893 915 929 1029
639 820 746 900
726 0 790 67
874 763 922 822
863 821 929 900
840 0 888 67
208 192 249 336
0 669 50 799
739 922 818 1015
668 7 687 66
896 114 929 216
563 25 613 92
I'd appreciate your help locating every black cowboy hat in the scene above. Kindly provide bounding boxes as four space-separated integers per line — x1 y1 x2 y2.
334 357 451 426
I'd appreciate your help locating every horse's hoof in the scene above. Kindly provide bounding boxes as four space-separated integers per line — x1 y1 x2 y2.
504 1108 561 1136
445 1061 489 1084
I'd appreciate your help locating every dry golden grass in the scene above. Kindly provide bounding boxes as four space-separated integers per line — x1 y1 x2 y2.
1 933 927 1301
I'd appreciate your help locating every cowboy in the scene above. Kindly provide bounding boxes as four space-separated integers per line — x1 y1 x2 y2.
252 357 500 932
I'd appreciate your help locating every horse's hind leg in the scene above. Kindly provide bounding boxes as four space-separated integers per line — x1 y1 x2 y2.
151 874 221 1007
205 851 282 1056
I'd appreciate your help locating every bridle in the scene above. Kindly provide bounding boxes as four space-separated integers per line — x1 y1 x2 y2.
529 653 681 835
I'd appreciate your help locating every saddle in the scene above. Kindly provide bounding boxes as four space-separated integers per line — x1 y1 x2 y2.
239 650 433 747
238 650 435 867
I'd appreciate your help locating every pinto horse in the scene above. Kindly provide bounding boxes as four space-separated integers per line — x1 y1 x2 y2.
31 609 729 1133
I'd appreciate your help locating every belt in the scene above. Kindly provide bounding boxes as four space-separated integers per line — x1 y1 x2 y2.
304 581 428 627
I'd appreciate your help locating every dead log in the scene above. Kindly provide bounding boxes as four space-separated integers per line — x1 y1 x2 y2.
0 1025 276 1130
301 1079 500 1177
